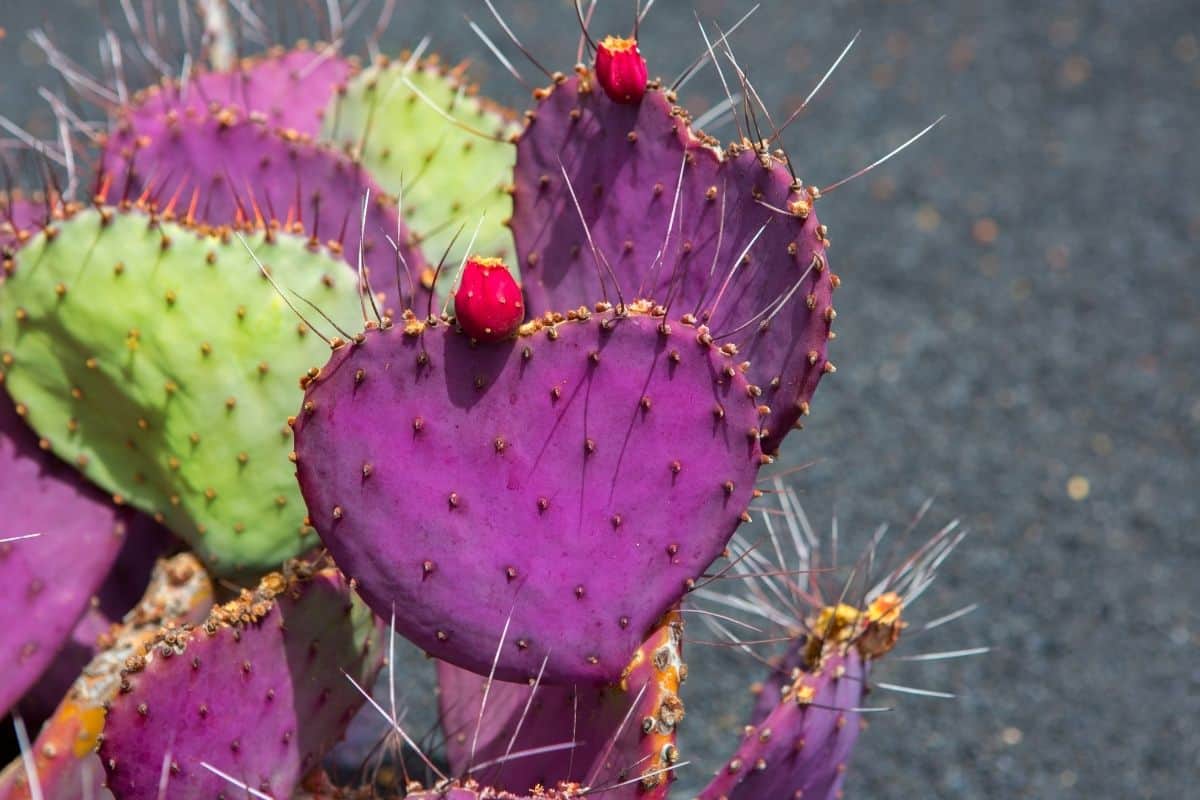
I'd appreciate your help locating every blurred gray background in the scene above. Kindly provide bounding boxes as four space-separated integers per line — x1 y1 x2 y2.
2 0 1197 797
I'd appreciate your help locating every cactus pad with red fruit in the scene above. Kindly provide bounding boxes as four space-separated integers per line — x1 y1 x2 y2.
294 307 763 684
510 73 837 452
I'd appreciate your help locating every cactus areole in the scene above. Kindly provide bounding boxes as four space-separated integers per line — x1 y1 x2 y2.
595 36 648 105
453 257 525 342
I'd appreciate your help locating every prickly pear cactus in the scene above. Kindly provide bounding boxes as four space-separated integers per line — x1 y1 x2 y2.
292 20 837 691
0 4 972 799
0 208 364 574
98 562 384 799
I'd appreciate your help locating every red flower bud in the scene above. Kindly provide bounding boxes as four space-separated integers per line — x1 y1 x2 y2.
594 36 648 105
453 257 524 342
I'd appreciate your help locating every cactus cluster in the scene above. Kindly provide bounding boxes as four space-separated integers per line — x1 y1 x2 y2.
0 3 971 799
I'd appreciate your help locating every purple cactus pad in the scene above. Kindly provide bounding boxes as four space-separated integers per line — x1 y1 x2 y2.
438 609 684 797
99 566 384 800
294 307 763 683
697 648 867 800
748 638 806 728
510 75 837 452
122 47 353 138
0 394 152 718
0 554 212 800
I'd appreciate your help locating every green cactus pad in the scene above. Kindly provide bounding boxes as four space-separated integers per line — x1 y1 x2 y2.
0 208 363 575
324 59 518 280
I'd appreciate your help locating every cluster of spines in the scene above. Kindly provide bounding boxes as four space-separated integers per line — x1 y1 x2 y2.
701 591 910 799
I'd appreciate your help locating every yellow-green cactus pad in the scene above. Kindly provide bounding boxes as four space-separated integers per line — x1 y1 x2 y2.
0 208 362 575
324 59 518 280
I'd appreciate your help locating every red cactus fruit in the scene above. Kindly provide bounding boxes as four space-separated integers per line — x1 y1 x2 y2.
453 256 525 342
594 36 648 104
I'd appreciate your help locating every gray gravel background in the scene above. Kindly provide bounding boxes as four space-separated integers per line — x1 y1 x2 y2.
2 1 1197 797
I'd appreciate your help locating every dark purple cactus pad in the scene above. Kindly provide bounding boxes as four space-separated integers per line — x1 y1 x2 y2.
438 610 684 797
99 113 428 315
124 47 353 137
294 308 763 683
0 394 148 718
99 566 384 800
510 75 837 452
697 649 867 800
438 660 593 791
